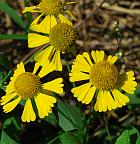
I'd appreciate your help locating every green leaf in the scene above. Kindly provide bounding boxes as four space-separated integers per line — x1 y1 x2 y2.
127 87 140 105
115 130 130 144
44 112 57 126
0 131 19 144
129 127 140 144
115 127 140 144
60 132 81 144
0 2 26 29
57 100 84 132
0 34 27 40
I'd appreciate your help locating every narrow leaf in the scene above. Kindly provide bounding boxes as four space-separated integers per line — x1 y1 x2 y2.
0 2 26 29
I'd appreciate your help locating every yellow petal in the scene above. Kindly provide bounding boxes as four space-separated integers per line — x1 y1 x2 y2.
1 92 17 105
3 97 21 113
28 33 49 48
43 78 63 94
99 51 104 62
33 62 40 74
36 46 55 63
31 15 51 34
12 62 25 81
91 51 104 63
21 99 36 122
52 50 62 71
58 14 73 26
71 53 91 73
65 10 77 21
66 2 76 5
38 62 55 78
107 55 117 64
122 71 137 94
91 51 97 63
22 6 40 13
29 14 43 32
82 52 93 66
69 72 89 82
71 83 91 101
5 80 14 95
105 91 116 111
112 90 129 108
82 86 96 104
35 93 56 118
94 90 114 112
50 15 57 29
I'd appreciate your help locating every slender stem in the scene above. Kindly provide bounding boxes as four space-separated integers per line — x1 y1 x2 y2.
0 70 12 87
103 114 112 144
63 53 75 87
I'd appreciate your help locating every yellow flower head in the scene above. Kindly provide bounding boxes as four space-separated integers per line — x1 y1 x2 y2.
1 62 63 122
28 23 77 71
23 0 76 34
69 50 137 112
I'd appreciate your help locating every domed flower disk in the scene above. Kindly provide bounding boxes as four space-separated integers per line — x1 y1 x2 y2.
1 62 63 122
28 23 77 71
23 0 76 34
69 50 137 112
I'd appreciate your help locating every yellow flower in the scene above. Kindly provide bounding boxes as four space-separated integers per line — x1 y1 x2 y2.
1 62 63 122
28 23 77 71
23 0 76 34
69 50 137 112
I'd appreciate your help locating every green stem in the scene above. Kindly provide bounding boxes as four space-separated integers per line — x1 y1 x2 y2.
64 53 75 88
104 114 112 144
0 70 12 87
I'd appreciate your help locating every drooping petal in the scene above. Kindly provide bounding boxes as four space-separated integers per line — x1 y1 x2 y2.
21 99 36 122
22 6 40 13
105 91 117 111
107 55 117 64
33 62 40 74
31 15 51 34
58 14 72 26
65 10 77 21
71 53 92 73
121 71 137 94
91 51 104 63
50 15 58 29
35 93 56 118
112 89 129 108
28 33 49 48
69 71 89 82
82 52 93 66
66 2 76 5
82 86 96 104
3 97 21 113
34 46 55 62
12 62 25 80
52 50 62 71
5 80 14 95
43 78 63 94
71 83 91 101
94 90 105 112
1 92 17 105
38 63 54 78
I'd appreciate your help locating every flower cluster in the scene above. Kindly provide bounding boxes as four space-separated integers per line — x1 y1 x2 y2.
1 0 137 122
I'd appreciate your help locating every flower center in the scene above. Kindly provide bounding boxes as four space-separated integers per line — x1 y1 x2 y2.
14 72 42 99
39 0 63 16
49 23 76 52
89 61 119 90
